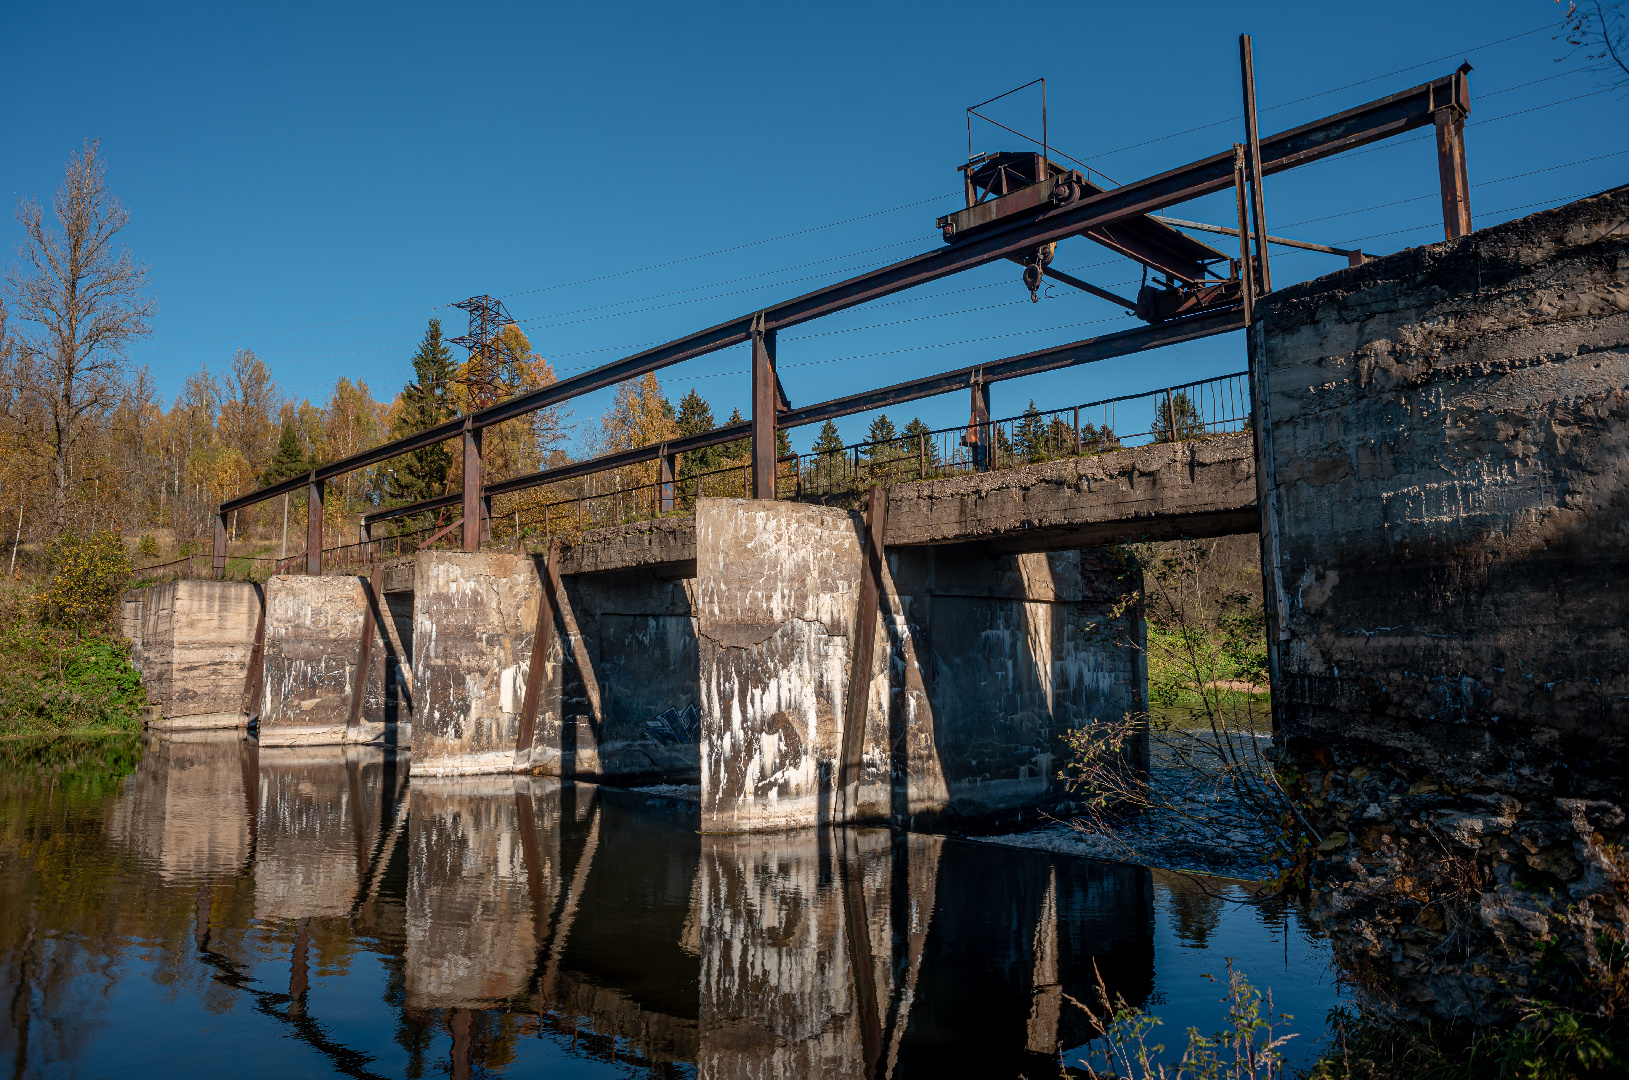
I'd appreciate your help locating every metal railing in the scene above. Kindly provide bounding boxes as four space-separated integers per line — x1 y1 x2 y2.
303 370 1250 570
788 371 1249 500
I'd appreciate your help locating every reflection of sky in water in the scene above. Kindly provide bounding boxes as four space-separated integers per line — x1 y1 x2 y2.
1133 873 1343 1073
2 736 1345 1079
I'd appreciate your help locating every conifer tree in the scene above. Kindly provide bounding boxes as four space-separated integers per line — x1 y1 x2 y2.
260 418 312 485
863 413 898 460
675 389 724 478
901 417 940 473
388 319 457 507
812 419 844 457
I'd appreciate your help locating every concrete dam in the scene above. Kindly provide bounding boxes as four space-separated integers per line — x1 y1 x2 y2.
123 186 1628 859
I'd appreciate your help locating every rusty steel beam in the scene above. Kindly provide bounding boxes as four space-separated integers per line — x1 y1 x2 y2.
347 564 383 730
241 589 267 720
838 485 887 815
1435 64 1474 239
514 545 558 757
778 306 1244 429
305 477 324 576
750 313 778 500
221 69 1465 520
461 420 483 551
213 513 228 579
1040 267 1138 309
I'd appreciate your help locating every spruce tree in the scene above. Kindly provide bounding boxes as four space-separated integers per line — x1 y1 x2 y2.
863 413 898 460
388 318 458 508
260 418 313 485
676 389 723 478
901 417 940 472
1015 399 1048 462
812 419 844 457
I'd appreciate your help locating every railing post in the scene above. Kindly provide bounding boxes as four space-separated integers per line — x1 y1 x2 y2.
1239 35 1272 295
212 512 228 579
462 418 483 551
306 474 324 576
918 433 926 479
1434 64 1473 240
750 312 779 500
1166 389 1177 443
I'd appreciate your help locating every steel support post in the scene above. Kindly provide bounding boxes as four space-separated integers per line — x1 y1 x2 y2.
750 312 778 500
839 485 887 817
1434 68 1473 239
212 512 228 579
241 588 266 720
462 420 483 551
1240 35 1272 294
515 544 558 756
658 448 675 513
347 563 382 730
305 476 324 576
967 377 992 471
1233 145 1255 326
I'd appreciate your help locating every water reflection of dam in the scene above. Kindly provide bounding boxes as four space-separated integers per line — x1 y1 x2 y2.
105 730 255 881
255 745 406 922
99 733 1160 1078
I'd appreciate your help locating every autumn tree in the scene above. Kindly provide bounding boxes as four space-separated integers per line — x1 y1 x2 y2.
6 140 154 530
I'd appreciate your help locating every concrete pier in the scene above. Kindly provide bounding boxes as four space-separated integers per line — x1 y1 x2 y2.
123 580 261 730
696 500 878 831
260 575 395 746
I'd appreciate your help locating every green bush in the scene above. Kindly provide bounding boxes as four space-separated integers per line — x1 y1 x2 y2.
0 621 145 737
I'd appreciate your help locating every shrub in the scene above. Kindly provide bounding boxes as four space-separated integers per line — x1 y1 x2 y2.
39 530 132 629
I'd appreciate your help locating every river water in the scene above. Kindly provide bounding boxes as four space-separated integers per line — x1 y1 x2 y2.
0 734 1342 1078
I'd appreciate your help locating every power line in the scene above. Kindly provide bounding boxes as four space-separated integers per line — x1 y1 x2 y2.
1082 22 1557 162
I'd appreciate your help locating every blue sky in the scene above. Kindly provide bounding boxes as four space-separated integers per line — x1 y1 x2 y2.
1 0 1623 454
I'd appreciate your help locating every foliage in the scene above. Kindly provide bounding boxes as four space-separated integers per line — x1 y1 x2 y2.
40 530 132 628
902 417 941 471
0 619 144 737
1074 959 1297 1078
1307 1002 1629 1080
135 534 158 559
1153 391 1207 443
863 413 898 459
4 139 155 531
1057 538 1313 890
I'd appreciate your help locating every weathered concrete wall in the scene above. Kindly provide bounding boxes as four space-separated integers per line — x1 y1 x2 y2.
104 730 254 880
558 514 695 576
884 544 1145 826
410 551 562 776
1257 186 1629 1021
884 432 1257 552
253 745 402 921
404 776 558 1009
260 575 392 746
559 568 701 781
124 579 261 728
695 499 885 831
